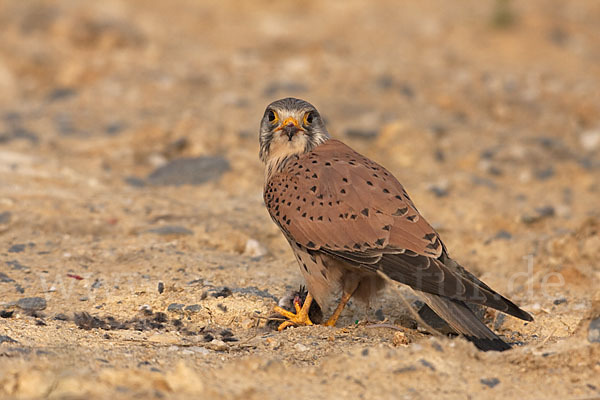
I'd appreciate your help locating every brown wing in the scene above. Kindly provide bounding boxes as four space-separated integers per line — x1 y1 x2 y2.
264 139 443 259
264 139 532 321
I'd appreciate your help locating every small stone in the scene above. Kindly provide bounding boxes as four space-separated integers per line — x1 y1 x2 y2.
580 130 600 151
7 260 28 270
534 166 555 180
294 343 309 352
124 176 146 187
243 239 267 258
553 298 567 305
8 244 26 253
190 346 210 355
0 272 15 283
535 206 555 218
208 339 228 351
167 303 184 312
427 181 449 198
146 225 193 236
0 335 18 344
493 230 512 240
79 296 89 301
184 304 201 313
211 287 232 298
16 297 47 311
0 211 11 223
1 310 14 318
392 331 410 347
147 156 230 186
217 304 228 312
47 87 77 102
480 378 500 388
419 359 435 371
158 281 165 294
375 75 394 90
520 206 555 224
54 313 69 321
139 304 152 315
588 318 600 343
91 279 103 289
375 308 385 321
105 121 127 135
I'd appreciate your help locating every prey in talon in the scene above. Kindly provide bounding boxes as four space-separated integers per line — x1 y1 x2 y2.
268 286 323 331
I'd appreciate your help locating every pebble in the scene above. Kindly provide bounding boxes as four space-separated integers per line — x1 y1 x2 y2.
232 286 277 301
146 225 193 236
493 230 512 240
207 339 228 351
392 332 410 347
104 121 127 135
1 310 14 318
243 239 268 258
124 176 146 187
0 272 15 283
588 318 600 343
54 313 69 321
0 335 18 344
480 378 500 388
580 130 600 151
520 206 555 224
294 343 309 352
184 304 201 312
158 281 164 294
167 303 184 312
91 279 103 289
427 181 450 198
8 244 26 253
0 211 11 223
7 260 28 270
211 287 232 298
419 359 435 371
16 297 47 311
47 87 77 102
534 166 555 180
147 156 230 186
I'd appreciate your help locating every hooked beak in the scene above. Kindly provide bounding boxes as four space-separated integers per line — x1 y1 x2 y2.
275 117 303 141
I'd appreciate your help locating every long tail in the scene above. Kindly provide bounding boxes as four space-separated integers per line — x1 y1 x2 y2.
421 293 512 351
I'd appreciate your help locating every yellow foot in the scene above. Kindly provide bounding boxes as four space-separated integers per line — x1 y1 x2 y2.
273 293 314 331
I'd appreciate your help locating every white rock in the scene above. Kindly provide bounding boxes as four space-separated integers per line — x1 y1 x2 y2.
580 130 600 151
243 239 267 258
294 343 309 352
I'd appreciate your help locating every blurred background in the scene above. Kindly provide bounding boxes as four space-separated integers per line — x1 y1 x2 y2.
1 1 599 398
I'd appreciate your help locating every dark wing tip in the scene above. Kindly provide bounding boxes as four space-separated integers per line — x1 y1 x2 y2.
466 336 512 352
499 296 534 322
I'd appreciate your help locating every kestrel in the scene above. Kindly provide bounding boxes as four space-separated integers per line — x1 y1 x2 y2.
260 97 532 351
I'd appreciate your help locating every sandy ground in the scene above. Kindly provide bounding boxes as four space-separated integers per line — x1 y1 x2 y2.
1 0 600 398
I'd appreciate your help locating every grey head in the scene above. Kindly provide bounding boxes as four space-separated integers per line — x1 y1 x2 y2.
259 97 330 164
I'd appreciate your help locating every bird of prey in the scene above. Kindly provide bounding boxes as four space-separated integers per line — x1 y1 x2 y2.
259 97 532 351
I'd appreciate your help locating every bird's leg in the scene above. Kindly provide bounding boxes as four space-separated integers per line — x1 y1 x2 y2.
274 292 314 331
325 286 357 327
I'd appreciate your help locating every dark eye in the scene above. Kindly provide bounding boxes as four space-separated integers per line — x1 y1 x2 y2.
304 112 314 125
268 110 276 122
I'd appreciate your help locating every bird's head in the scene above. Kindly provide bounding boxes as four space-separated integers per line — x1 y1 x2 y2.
259 97 330 164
